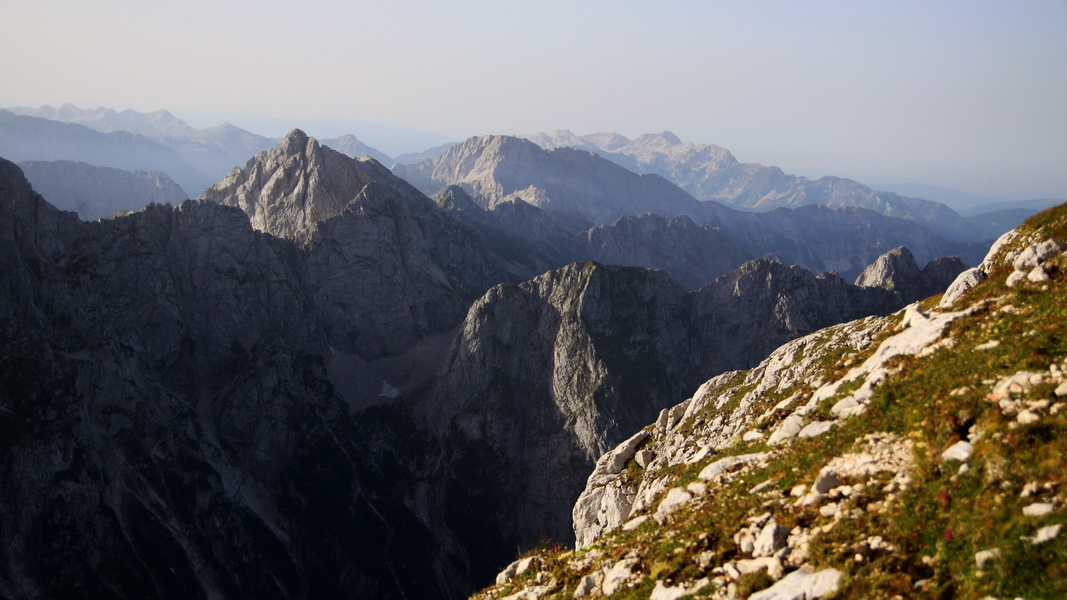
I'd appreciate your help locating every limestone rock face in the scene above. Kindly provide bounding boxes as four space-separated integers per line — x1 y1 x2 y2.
414 263 694 577
690 258 899 367
18 160 188 219
201 129 415 242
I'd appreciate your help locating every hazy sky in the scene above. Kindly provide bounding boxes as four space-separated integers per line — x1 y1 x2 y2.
3 0 1065 199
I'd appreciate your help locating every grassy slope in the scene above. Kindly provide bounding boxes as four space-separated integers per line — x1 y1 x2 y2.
474 204 1067 600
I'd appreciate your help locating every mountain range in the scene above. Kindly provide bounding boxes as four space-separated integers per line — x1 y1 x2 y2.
4 104 1058 245
0 124 988 599
524 130 1014 242
1 105 391 197
393 134 985 280
16 160 187 220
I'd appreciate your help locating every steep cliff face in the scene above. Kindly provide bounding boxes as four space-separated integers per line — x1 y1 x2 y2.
0 159 458 599
475 204 1067 600
304 179 507 359
414 263 692 575
687 259 900 375
411 252 938 585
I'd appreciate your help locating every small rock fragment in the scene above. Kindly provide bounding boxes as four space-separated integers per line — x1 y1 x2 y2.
1028 266 1051 283
748 567 842 600
1030 524 1062 545
941 440 973 462
1022 502 1055 517
735 556 784 580
635 449 656 468
768 415 805 446
698 453 768 481
1006 270 1027 287
572 571 604 599
798 420 836 439
975 548 1000 568
1016 410 1041 425
687 481 707 497
749 480 775 494
752 519 789 557
496 556 541 585
650 578 709 600
654 488 693 524
812 471 840 494
600 558 637 596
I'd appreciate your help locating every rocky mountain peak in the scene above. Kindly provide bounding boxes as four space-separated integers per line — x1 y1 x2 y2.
320 134 393 165
278 127 311 153
199 129 417 241
392 133 705 226
854 245 967 302
634 130 682 146
853 246 922 289
435 184 483 213
454 134 542 158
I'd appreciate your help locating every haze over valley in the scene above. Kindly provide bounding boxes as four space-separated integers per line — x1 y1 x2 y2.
1 2 1065 599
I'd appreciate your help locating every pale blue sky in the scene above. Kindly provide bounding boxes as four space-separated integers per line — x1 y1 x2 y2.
3 0 1065 199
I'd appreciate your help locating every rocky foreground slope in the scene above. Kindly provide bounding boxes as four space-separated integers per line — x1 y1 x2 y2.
474 206 1067 599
